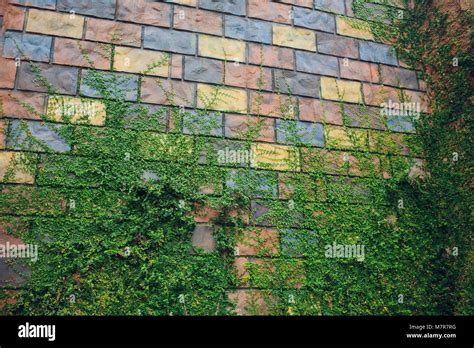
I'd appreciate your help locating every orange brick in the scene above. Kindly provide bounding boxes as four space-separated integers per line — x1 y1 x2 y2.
236 228 279 256
171 55 183 79
225 63 272 91
3 5 25 31
0 58 16 88
298 97 343 125
141 77 195 107
248 0 292 24
248 43 294 70
173 6 222 35
340 58 379 83
85 17 142 47
249 91 297 118
225 114 275 142
0 90 45 120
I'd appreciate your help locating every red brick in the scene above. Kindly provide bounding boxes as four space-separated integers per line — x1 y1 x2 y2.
236 228 279 256
54 38 111 70
117 0 171 27
298 97 343 125
248 0 292 24
340 58 380 83
0 58 16 88
225 114 275 142
249 91 297 118
2 4 24 32
173 6 222 36
248 43 294 70
141 77 195 107
171 55 183 79
274 0 314 7
0 90 45 120
363 83 400 107
0 120 6 149
192 203 219 223
225 63 272 91
85 18 142 47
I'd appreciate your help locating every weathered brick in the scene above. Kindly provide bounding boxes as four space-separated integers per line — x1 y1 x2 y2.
0 58 16 88
339 58 379 83
276 119 325 146
85 18 142 47
343 104 384 130
141 77 195 107
225 63 272 90
249 91 297 118
181 109 223 136
57 0 116 19
54 38 111 70
362 83 400 106
80 71 138 101
0 90 45 120
0 151 35 184
325 125 367 149
315 0 346 14
199 0 246 15
46 96 106 126
336 16 374 40
251 143 300 171
296 51 339 77
225 15 272 44
317 32 358 58
294 7 336 33
298 98 343 125
117 0 171 27
236 228 279 256
114 47 169 76
26 9 84 39
3 32 51 62
228 289 270 315
248 43 294 70
17 62 78 95
274 0 313 7
387 115 415 133
273 24 316 51
171 55 183 79
321 77 362 103
184 56 223 84
225 114 275 142
248 0 291 24
144 27 196 55
360 41 397 65
380 65 419 89
9 0 56 9
167 0 197 5
2 5 25 31
197 84 247 113
7 119 71 153
274 70 320 98
191 224 216 252
198 34 245 61
174 6 222 36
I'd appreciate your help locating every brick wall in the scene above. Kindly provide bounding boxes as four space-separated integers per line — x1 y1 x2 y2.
0 0 427 314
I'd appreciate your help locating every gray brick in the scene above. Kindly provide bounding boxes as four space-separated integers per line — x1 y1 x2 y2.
144 27 196 55
125 104 168 131
3 31 52 62
17 62 78 95
9 0 56 8
343 104 384 130
80 71 138 101
380 65 419 89
317 32 358 59
314 0 345 15
7 119 71 153
274 70 320 98
251 200 271 226
294 7 336 33
191 224 216 252
360 41 397 66
225 16 272 44
276 119 325 146
182 109 223 136
199 0 246 15
184 56 223 84
57 0 116 19
296 51 339 77
387 115 415 133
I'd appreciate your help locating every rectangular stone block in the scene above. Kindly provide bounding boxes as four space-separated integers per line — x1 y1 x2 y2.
80 71 138 101
248 0 292 24
273 24 316 51
236 228 280 256
225 15 272 44
191 224 216 252
167 0 197 5
294 7 336 33
17 62 78 95
251 143 300 171
9 0 55 9
321 77 362 103
3 31 52 62
174 6 222 36
0 90 46 120
225 63 272 90
0 59 16 89
380 65 419 89
362 83 400 106
26 9 84 39
325 125 367 149
117 0 171 27
184 56 224 84
315 0 346 14
317 32 358 58
182 109 223 136
274 70 320 98
114 47 169 76
199 0 246 15
197 84 247 113
248 43 294 70
57 0 116 19
0 151 35 184
85 18 142 47
276 119 325 146
298 98 343 125
54 38 111 70
225 114 275 142
144 27 196 55
360 41 398 65
340 58 379 83
46 96 106 126
198 35 245 62
3 5 25 31
249 91 297 118
336 16 374 40
296 51 339 77
141 77 195 107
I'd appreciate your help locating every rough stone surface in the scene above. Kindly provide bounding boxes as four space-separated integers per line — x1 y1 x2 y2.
17 63 78 95
144 27 196 55
26 9 84 39
85 18 142 47
199 0 246 15
54 38 111 70
117 0 171 27
296 51 339 77
276 119 325 146
184 56 224 84
57 0 116 19
360 41 398 66
174 6 223 36
317 32 358 59
294 7 336 33
273 24 316 51
314 0 346 14
182 110 223 136
274 70 320 98
225 16 272 44
198 35 245 61
225 63 272 90
80 71 138 101
248 43 294 69
191 224 216 252
3 31 52 62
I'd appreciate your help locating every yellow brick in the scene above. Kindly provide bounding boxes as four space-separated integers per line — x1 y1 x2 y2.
336 17 374 40
251 143 300 171
325 126 367 150
114 47 169 76
0 151 35 184
166 0 197 5
27 9 84 39
197 84 247 113
273 24 316 51
47 96 106 126
198 35 245 61
321 77 362 103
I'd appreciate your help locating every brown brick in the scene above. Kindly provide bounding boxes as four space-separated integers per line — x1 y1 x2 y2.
340 58 379 83
298 97 343 125
225 63 272 91
0 121 6 149
141 77 195 107
117 0 171 27
3 5 25 31
248 0 292 24
171 55 183 79
173 6 222 36
236 228 279 256
249 91 297 118
54 38 111 70
0 90 45 120
248 43 294 70
362 83 401 107
225 114 275 142
301 148 348 175
275 0 313 7
85 18 142 47
0 58 16 88
192 203 219 223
